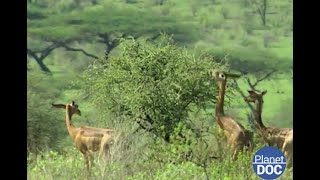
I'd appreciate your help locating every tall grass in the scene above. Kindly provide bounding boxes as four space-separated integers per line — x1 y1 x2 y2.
28 124 293 180
27 144 293 179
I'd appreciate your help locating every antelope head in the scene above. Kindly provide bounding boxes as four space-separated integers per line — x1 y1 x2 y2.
52 101 82 116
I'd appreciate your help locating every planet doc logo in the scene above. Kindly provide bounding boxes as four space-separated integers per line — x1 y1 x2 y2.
252 146 286 179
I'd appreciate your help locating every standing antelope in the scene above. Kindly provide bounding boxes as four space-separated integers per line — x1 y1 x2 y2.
244 90 293 167
211 70 253 160
52 101 122 172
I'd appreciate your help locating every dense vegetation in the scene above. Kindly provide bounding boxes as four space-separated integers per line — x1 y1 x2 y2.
27 0 292 179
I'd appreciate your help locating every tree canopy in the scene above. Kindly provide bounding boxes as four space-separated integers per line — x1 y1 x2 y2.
79 36 232 143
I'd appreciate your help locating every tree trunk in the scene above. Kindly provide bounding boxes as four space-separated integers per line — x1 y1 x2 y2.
261 0 267 26
27 42 60 74
34 57 51 74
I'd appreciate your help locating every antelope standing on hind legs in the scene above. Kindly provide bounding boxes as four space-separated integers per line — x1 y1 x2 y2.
244 90 293 167
210 70 253 160
52 101 122 172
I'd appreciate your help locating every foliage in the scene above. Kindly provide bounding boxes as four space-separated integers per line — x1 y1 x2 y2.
27 71 66 154
27 0 292 74
28 2 199 43
80 35 231 142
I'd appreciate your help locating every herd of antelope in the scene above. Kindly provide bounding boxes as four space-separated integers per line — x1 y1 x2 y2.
52 69 293 173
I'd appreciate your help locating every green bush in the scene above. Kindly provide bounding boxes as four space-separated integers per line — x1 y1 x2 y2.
27 71 66 154
79 35 230 143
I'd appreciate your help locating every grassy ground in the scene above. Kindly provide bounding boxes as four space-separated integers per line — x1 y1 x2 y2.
27 143 293 180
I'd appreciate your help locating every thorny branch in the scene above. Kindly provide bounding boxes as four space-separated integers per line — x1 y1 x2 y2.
246 69 277 90
232 69 277 130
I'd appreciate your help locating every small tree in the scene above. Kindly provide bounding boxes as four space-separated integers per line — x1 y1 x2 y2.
80 35 231 143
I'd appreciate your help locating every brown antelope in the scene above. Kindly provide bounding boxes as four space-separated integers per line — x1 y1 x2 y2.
211 70 253 160
244 90 293 167
52 101 123 172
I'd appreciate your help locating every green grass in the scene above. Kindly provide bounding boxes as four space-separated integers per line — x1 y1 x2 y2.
27 143 293 180
268 37 293 60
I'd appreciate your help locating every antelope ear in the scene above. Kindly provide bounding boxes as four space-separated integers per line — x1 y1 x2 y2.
247 90 254 94
72 101 75 106
52 103 66 109
262 90 267 95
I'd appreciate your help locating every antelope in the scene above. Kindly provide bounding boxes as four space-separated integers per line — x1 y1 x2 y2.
211 70 253 160
244 90 293 167
52 101 123 172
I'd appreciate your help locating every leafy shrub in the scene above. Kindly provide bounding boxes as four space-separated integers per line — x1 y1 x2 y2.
27 71 66 154
79 35 230 143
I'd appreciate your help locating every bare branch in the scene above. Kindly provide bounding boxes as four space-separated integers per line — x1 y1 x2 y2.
97 33 110 45
257 6 263 17
27 48 37 59
27 45 58 73
27 42 60 58
246 77 255 90
232 69 276 130
28 42 60 54
98 33 131 58
252 69 276 87
61 44 99 59
233 79 255 112
39 42 61 59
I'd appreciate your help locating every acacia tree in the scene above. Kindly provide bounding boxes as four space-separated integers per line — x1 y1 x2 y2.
28 2 199 73
80 35 231 143
244 0 288 27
